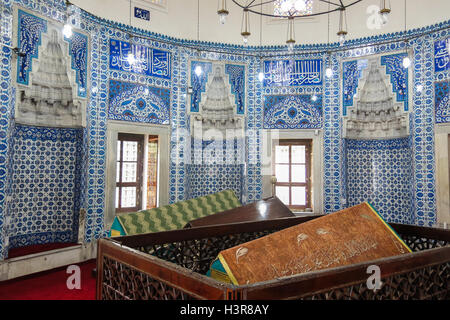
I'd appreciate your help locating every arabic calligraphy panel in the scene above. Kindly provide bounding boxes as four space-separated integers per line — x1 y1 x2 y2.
434 38 449 73
263 59 322 87
109 39 171 79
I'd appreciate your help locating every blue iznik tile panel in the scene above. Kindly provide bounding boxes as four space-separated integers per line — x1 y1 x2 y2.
434 38 449 73
346 138 414 225
434 37 449 124
411 36 437 226
8 125 83 249
66 31 89 98
109 39 171 79
263 94 323 129
342 59 368 116
84 23 108 242
186 164 244 201
225 64 245 115
323 52 344 213
108 79 170 124
189 60 212 113
16 9 47 86
435 81 449 124
380 52 409 111
263 59 322 87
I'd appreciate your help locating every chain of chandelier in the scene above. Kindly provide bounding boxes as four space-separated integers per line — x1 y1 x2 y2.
217 0 392 50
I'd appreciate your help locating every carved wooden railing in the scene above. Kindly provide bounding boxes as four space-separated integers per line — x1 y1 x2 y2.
97 216 450 300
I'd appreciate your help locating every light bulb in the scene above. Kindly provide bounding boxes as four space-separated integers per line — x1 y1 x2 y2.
379 7 390 26
242 35 249 45
380 12 389 25
144 88 149 95
312 94 317 101
288 42 294 52
127 52 136 65
63 24 73 38
402 56 411 68
258 72 265 82
281 1 291 12
325 67 333 78
218 10 228 24
194 65 203 76
339 34 346 45
294 0 306 12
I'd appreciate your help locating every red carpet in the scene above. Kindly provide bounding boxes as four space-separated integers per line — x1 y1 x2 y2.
0 259 97 300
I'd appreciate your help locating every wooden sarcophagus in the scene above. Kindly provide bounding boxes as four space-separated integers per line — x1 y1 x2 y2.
185 196 296 228
96 203 450 300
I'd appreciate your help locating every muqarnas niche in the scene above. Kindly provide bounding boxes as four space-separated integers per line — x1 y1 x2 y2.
14 12 88 128
187 62 245 201
343 57 409 139
191 63 245 139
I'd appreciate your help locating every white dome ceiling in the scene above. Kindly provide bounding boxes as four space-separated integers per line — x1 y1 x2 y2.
71 0 450 46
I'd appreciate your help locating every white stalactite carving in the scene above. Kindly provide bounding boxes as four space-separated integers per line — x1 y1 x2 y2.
191 63 244 140
344 58 408 139
15 25 86 128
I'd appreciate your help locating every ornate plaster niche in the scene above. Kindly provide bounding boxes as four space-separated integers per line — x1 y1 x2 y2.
344 58 409 139
15 24 86 128
191 63 245 140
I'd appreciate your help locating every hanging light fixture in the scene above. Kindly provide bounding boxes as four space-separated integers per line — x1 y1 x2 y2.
286 16 295 52
241 8 251 45
226 1 363 47
402 0 411 69
258 1 265 82
258 68 265 82
126 0 137 66
402 41 411 68
294 0 307 12
325 64 333 78
194 64 203 76
325 4 333 78
337 7 348 45
63 0 73 38
217 0 229 24
379 0 391 25
126 41 137 65
63 24 73 38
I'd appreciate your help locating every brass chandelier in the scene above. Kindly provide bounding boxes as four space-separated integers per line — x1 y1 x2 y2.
217 0 391 49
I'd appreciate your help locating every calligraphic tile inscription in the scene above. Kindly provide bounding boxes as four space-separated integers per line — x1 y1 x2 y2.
209 202 411 285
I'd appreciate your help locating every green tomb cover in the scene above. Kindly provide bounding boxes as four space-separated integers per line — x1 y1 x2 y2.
110 189 241 236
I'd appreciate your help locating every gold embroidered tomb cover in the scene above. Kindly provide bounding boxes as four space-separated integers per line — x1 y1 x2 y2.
208 202 411 285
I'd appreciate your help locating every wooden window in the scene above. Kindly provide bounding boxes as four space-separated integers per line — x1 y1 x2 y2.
146 135 159 209
272 139 312 210
116 133 144 213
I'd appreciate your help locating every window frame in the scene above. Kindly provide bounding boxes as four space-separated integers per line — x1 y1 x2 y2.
272 139 312 210
115 133 145 213
146 135 159 210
